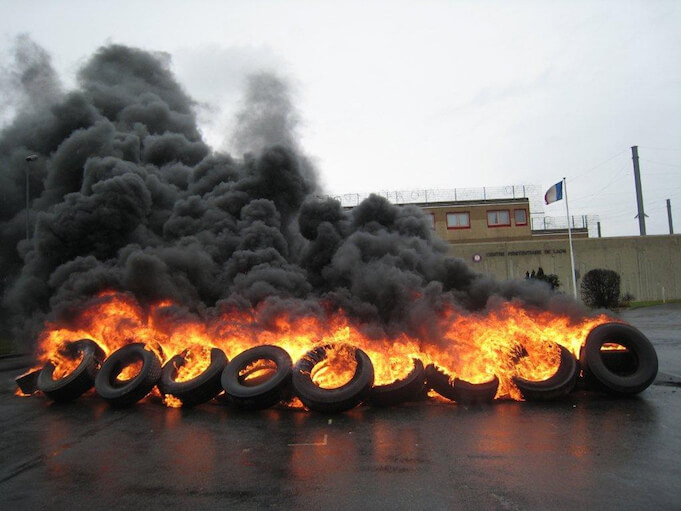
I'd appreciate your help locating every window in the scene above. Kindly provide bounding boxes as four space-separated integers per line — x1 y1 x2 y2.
487 209 510 227
427 213 435 230
514 208 527 226
446 212 470 229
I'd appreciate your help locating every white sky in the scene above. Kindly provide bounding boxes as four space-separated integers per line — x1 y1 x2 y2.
1 0 680 237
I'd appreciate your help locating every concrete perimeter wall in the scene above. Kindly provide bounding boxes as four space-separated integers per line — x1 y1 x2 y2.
449 234 681 302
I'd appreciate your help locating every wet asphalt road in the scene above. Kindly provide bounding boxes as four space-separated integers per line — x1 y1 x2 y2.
1 305 680 510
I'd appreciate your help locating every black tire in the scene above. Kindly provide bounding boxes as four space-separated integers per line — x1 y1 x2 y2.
292 344 374 413
580 322 658 395
580 350 639 390
513 344 578 401
425 364 499 404
425 363 456 401
221 345 292 410
453 376 499 404
158 348 228 407
368 358 426 407
37 339 106 403
94 343 162 407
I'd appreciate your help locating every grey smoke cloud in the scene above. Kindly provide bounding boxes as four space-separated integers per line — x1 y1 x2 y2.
0 34 62 119
0 38 588 353
231 72 300 156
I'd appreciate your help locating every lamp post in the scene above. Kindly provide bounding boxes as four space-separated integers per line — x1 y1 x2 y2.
25 154 38 241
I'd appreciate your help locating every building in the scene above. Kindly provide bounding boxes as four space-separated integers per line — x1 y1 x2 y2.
417 196 677 302
336 186 677 302
419 197 588 244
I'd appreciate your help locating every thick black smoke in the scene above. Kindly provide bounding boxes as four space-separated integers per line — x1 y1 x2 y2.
0 40 585 352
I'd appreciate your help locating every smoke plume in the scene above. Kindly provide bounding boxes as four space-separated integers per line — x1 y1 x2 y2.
0 39 585 353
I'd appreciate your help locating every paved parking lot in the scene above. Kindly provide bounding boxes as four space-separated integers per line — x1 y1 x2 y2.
1 305 679 510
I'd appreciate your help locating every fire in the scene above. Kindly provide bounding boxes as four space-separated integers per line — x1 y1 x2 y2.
427 304 613 399
239 359 278 386
163 395 183 408
309 345 358 389
49 343 86 380
173 345 215 383
117 359 143 382
29 291 613 404
601 343 628 351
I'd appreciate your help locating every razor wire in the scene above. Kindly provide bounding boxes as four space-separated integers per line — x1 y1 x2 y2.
322 184 546 214
530 214 601 237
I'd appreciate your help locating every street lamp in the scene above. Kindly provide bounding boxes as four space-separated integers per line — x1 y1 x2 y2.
25 154 37 241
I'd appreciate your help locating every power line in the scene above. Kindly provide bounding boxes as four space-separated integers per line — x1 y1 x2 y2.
641 146 681 152
568 149 628 183
640 158 681 169
571 162 631 202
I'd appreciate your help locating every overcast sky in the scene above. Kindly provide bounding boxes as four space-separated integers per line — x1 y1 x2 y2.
1 0 680 237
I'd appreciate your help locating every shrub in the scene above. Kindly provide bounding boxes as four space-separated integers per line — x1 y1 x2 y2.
535 267 560 290
619 292 635 307
541 273 561 290
580 269 621 309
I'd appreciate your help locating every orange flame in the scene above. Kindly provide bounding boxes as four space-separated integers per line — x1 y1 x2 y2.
238 359 278 386
29 291 613 404
309 345 358 389
49 345 86 380
15 387 30 397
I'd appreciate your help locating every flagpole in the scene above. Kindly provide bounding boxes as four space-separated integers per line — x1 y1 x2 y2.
563 177 578 299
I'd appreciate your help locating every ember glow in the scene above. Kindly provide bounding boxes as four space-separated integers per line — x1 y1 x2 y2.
239 359 278 386
49 347 86 381
30 291 613 404
117 359 143 382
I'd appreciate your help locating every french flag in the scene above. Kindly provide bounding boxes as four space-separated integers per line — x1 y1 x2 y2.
544 181 563 204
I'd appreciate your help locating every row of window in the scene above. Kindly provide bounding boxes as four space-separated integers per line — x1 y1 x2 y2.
427 209 527 230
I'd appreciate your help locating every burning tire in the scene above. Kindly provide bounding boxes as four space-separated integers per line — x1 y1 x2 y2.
513 345 578 401
292 344 374 413
94 343 162 407
37 339 106 402
454 377 499 404
158 348 228 407
580 322 658 395
368 358 426 407
221 345 293 410
425 364 499 404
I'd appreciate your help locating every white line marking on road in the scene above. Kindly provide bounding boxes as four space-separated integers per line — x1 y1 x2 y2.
288 434 328 446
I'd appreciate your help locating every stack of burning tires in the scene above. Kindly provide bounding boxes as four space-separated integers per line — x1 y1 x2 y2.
16 322 659 413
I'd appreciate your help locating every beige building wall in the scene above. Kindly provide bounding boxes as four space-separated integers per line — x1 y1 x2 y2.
421 198 532 243
448 234 681 302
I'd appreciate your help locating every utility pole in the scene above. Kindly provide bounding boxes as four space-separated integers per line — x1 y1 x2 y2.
631 146 647 235
597 221 602 238
667 199 674 234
